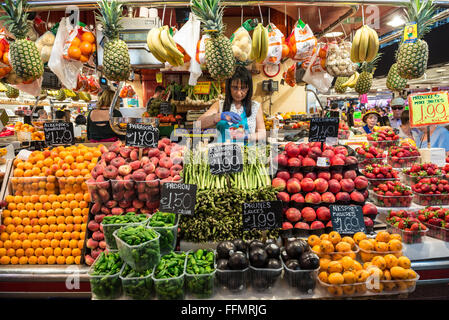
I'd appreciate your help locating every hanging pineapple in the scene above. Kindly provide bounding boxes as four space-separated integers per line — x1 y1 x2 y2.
0 0 44 83
355 54 382 95
95 0 131 82
191 0 236 81
334 77 349 94
5 84 19 98
396 0 436 79
386 63 407 92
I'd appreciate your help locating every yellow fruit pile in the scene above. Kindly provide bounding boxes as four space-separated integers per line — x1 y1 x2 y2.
308 231 358 260
14 122 36 133
0 144 101 265
356 230 403 262
31 131 45 141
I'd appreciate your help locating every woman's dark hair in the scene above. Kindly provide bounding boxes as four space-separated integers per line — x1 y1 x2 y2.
55 110 65 120
75 114 87 125
223 66 253 118
401 110 410 126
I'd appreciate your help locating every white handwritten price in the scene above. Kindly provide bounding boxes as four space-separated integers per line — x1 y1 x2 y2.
244 211 277 230
332 216 363 233
160 192 192 211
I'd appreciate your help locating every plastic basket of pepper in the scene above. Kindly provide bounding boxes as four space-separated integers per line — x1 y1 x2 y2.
113 225 161 273
119 263 154 300
101 213 150 250
88 251 125 300
147 212 178 256
152 251 187 300
185 249 216 299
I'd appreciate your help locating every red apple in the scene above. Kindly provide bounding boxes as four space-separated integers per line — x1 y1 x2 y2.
314 178 329 193
287 178 301 194
328 179 341 194
311 220 325 230
276 171 291 182
340 179 355 193
321 192 336 203
305 192 321 204
316 207 331 221
301 207 316 222
285 207 301 223
272 178 287 191
354 176 369 190
294 222 310 229
301 178 315 192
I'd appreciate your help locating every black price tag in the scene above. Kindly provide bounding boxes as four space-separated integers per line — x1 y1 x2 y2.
159 182 197 215
43 122 74 146
160 101 172 115
330 205 366 235
242 201 283 231
125 123 159 148
309 117 339 142
208 144 243 175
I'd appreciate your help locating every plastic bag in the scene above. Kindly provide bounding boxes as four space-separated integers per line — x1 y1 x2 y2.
195 34 210 66
62 21 96 63
302 44 333 93
325 41 357 77
49 17 83 90
230 19 256 65
282 63 297 87
0 30 12 79
35 31 56 64
263 23 284 65
287 19 317 62
12 77 43 97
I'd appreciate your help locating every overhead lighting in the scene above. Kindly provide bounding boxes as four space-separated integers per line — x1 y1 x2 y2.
387 15 406 28
323 31 344 38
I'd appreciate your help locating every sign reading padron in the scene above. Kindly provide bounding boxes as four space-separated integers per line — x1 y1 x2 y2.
208 144 243 175
159 182 197 215
408 91 449 127
242 201 283 231
125 123 159 148
309 117 339 143
330 205 366 235
44 122 74 146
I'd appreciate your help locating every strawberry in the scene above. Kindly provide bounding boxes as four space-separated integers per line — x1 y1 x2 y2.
410 223 420 232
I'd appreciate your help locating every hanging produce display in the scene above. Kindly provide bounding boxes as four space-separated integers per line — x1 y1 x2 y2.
95 0 131 82
35 31 56 64
63 24 96 63
0 35 12 80
287 19 317 62
249 23 269 64
147 26 185 67
262 23 285 65
334 76 349 94
191 0 236 81
350 24 379 63
230 19 256 65
355 54 382 95
0 0 44 83
325 41 357 77
396 0 436 79
386 63 407 92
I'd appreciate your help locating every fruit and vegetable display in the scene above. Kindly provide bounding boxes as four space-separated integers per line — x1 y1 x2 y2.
402 163 448 185
147 211 178 255
185 249 216 298
152 251 187 300
88 251 124 300
282 238 319 294
147 25 187 68
216 239 249 292
248 239 283 292
114 225 160 272
411 177 449 206
370 180 412 208
355 145 386 169
415 207 449 242
120 263 153 300
362 163 399 188
325 41 357 77
386 210 428 243
387 142 420 168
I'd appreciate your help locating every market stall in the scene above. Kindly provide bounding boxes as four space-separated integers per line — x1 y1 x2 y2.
0 0 448 301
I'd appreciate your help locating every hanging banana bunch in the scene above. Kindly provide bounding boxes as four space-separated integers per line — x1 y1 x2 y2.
249 23 269 63
350 25 379 63
147 26 185 67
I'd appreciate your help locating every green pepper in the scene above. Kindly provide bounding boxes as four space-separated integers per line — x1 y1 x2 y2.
185 249 216 298
89 252 124 299
148 212 178 255
120 264 153 300
153 252 186 300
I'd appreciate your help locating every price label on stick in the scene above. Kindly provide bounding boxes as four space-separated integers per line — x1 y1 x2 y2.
159 182 197 215
125 123 159 148
242 201 283 231
309 117 339 143
208 144 243 175
330 205 366 235
408 91 449 127
44 122 74 146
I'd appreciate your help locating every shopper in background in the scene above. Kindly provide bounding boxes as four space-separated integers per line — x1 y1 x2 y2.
37 108 48 120
415 125 449 155
361 110 380 134
389 97 405 129
379 108 391 127
197 66 266 142
398 110 418 140
346 104 354 127
326 102 340 119
146 85 165 109
87 89 123 142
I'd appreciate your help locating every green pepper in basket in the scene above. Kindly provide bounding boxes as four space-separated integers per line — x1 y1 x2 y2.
185 249 216 298
148 212 178 254
120 264 153 300
153 252 186 300
89 251 124 299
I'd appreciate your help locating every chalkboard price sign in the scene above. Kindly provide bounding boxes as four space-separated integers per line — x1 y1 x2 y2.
44 122 74 146
125 123 159 148
330 205 366 235
208 144 243 175
309 117 339 143
159 182 197 215
160 101 172 115
242 201 283 231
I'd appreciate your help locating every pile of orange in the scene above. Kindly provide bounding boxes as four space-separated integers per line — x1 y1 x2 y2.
66 31 96 63
0 144 101 265
355 231 403 262
0 40 12 79
31 131 45 141
14 122 36 133
308 231 357 260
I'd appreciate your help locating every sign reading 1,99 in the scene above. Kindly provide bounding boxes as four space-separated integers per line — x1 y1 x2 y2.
242 201 283 231
409 91 449 127
208 144 243 175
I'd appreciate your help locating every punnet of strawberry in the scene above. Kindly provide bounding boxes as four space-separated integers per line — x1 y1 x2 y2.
411 177 449 206
416 207 449 241
386 210 428 244
403 163 448 185
387 142 421 169
371 180 412 207
355 145 386 169
366 127 400 148
338 122 350 139
362 163 399 187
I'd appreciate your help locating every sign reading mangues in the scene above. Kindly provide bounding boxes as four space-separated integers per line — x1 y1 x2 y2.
44 122 74 146
125 123 159 148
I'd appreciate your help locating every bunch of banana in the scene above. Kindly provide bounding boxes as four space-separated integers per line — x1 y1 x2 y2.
341 72 359 88
351 25 379 63
63 88 77 98
249 23 268 63
147 26 184 67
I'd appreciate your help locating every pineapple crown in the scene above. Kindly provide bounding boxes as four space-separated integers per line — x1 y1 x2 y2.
95 0 125 40
361 53 383 73
0 0 30 40
191 0 225 36
405 0 437 39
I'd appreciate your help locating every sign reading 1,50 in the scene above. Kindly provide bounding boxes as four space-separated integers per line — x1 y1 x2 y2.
413 103 447 124
244 211 276 229
160 192 192 210
332 216 361 233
